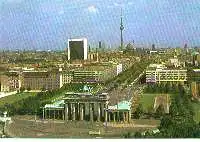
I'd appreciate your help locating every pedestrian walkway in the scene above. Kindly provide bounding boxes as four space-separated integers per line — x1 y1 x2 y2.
0 91 17 99
105 122 157 128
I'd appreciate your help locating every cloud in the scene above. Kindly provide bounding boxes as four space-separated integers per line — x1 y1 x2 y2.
127 2 134 6
58 10 64 15
114 2 120 7
108 2 134 8
4 0 24 3
87 5 98 13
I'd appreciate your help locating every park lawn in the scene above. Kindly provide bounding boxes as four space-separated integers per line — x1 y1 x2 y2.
192 102 200 123
0 92 37 107
139 93 175 113
139 94 159 113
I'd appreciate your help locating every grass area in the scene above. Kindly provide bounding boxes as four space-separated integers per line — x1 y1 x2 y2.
139 93 176 113
192 102 200 123
0 92 37 107
139 94 159 112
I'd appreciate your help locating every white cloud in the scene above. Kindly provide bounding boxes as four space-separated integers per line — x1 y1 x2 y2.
109 2 134 8
127 2 134 6
58 10 64 15
87 5 98 13
114 2 120 7
4 0 24 3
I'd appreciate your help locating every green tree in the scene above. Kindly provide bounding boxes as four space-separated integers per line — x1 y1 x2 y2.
164 83 170 93
159 116 173 129
155 105 165 118
134 104 144 119
123 132 132 138
19 87 25 93
134 132 142 138
27 87 31 91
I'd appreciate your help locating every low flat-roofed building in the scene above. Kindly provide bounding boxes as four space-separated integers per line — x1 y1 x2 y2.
62 62 121 84
146 64 187 83
72 70 103 83
0 75 10 92
21 70 61 91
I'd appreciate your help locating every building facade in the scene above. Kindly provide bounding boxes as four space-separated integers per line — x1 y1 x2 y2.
190 69 200 98
42 92 132 122
0 72 20 92
146 64 187 83
68 38 88 60
21 70 61 91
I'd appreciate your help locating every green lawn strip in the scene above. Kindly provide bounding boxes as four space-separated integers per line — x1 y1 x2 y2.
139 94 157 113
139 93 175 113
0 92 37 107
192 102 200 123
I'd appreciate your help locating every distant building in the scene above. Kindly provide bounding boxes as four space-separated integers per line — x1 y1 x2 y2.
61 63 122 84
0 75 10 92
0 72 20 92
62 70 102 84
68 38 88 60
62 70 108 84
1 68 64 92
62 72 73 84
149 50 158 55
190 69 200 98
72 70 102 83
116 64 123 75
21 70 61 91
167 57 185 68
88 52 99 62
191 51 200 66
146 64 187 83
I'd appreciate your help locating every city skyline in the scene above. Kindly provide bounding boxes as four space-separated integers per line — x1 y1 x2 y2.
1 0 200 50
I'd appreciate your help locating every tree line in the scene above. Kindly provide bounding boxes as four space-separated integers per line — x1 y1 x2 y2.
144 83 181 94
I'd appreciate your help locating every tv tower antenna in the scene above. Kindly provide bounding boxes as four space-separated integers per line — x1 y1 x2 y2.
120 8 124 51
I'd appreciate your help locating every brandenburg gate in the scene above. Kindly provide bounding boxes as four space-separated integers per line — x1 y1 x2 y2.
63 92 109 122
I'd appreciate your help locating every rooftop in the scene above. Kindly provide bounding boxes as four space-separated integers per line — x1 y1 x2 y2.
193 69 200 72
44 100 64 109
108 100 131 111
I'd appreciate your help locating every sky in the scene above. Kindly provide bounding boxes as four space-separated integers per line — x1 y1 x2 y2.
0 0 200 50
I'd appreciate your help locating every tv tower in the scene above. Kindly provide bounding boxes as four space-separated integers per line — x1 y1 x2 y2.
120 9 124 51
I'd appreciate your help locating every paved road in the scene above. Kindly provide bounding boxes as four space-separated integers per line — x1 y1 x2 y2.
104 71 145 105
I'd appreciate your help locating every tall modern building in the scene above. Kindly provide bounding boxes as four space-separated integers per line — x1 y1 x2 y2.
68 38 88 60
